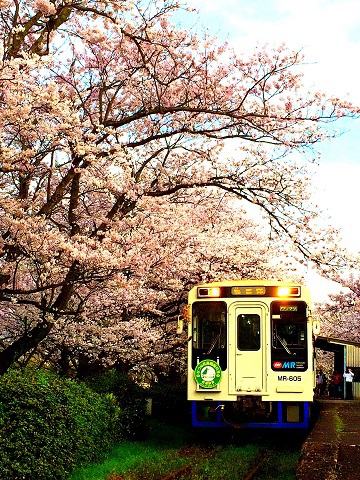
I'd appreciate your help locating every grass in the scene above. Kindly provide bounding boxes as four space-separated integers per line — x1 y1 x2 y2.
67 420 196 480
67 422 302 480
334 412 344 432
254 449 301 480
181 444 263 480
179 443 300 480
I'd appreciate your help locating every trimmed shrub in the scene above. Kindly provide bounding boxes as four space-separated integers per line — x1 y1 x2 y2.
149 382 189 424
85 370 148 440
0 368 121 480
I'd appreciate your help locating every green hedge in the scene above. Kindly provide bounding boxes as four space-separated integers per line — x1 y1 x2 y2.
85 370 148 440
149 382 189 424
0 369 121 480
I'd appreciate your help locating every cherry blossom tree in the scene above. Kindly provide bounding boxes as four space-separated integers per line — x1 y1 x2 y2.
6 196 288 377
0 0 358 375
315 272 360 342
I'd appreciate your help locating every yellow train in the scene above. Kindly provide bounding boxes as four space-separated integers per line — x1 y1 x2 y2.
185 280 319 429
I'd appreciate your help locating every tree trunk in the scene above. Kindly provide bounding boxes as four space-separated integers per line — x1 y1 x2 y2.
0 320 53 375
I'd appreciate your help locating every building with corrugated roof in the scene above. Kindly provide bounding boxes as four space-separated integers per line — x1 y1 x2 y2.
315 336 360 399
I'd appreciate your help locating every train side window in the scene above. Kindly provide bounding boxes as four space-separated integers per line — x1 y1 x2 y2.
237 314 260 350
192 301 227 351
270 300 308 371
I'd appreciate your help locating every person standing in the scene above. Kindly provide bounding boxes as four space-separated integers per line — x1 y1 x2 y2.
333 371 344 399
315 371 322 397
343 368 354 400
316 369 327 397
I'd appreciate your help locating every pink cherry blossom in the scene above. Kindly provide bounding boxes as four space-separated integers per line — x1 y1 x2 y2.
0 0 358 376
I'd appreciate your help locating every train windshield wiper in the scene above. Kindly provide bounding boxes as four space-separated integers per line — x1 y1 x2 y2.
276 334 292 355
207 331 221 354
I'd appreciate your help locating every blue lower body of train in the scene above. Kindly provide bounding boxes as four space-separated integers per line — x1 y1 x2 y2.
192 400 311 429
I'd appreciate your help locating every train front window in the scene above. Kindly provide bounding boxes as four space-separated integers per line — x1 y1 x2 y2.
237 314 260 350
271 301 308 371
192 301 227 370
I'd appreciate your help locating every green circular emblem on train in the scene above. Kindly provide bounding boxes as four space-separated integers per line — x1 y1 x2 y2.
194 359 222 389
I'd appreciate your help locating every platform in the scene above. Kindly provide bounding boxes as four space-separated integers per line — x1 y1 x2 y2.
297 400 360 479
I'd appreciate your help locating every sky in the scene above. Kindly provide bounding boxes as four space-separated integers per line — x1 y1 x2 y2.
178 0 360 301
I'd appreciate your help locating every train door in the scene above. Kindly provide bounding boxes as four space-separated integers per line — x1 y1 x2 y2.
229 303 266 393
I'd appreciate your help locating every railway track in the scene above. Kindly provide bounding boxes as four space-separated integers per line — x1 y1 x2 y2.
106 427 304 480
157 447 273 480
159 448 223 480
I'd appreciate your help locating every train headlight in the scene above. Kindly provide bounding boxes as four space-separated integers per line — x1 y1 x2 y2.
277 286 300 297
197 287 220 298
278 287 290 296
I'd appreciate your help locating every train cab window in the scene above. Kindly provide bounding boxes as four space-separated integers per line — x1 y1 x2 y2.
192 301 227 370
271 301 308 371
237 314 260 350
